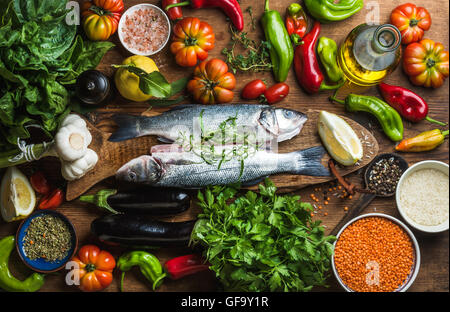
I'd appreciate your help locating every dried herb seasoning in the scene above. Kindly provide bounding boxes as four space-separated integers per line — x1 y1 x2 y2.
23 215 72 262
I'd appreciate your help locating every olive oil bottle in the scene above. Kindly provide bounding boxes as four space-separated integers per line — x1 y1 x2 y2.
338 24 402 89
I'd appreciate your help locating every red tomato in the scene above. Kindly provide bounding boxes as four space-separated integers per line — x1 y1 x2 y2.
390 3 431 45
263 83 290 104
71 245 116 292
241 80 267 100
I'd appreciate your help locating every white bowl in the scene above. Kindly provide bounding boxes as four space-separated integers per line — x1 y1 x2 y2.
331 213 421 292
395 160 449 233
118 4 171 56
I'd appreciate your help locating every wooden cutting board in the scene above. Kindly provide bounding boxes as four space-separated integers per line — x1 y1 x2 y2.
66 109 379 201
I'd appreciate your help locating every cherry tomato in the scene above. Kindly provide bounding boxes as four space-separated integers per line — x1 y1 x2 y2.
263 83 290 104
241 79 267 100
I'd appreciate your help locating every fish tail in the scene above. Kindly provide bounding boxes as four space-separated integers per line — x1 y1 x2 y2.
109 114 146 142
292 146 330 177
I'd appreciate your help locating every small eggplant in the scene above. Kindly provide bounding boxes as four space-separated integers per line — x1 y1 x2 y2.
91 214 197 247
79 188 190 215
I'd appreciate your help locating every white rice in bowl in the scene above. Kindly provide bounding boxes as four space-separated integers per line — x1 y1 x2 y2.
398 168 449 226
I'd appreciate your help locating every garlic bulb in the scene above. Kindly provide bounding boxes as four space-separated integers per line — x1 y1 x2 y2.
61 149 99 181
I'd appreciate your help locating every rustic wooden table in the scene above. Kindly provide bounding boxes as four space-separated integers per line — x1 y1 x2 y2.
1 0 448 292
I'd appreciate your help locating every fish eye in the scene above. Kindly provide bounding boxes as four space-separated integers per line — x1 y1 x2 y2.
283 110 295 119
128 171 137 181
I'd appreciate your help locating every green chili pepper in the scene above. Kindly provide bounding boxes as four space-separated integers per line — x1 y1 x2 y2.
0 236 45 292
330 94 404 142
304 0 364 23
317 37 344 83
117 251 166 291
261 0 294 82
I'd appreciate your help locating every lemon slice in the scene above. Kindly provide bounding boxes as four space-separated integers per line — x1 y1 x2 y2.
318 111 363 166
1 167 36 222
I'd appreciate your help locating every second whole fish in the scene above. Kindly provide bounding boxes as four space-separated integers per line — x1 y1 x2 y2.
108 104 308 144
116 145 330 188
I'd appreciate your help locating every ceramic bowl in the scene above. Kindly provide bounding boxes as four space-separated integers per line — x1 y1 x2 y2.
16 210 78 273
118 3 171 56
331 213 420 292
395 160 449 233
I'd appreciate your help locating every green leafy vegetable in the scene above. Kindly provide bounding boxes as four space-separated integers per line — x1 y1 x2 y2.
0 0 114 152
191 179 336 292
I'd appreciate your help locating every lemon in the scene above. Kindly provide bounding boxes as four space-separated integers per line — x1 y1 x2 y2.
115 55 159 102
318 111 363 166
1 167 36 222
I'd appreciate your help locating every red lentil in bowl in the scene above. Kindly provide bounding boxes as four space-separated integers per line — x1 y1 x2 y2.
118 4 171 56
331 213 420 292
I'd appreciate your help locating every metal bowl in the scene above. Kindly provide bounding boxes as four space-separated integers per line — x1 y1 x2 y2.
331 213 420 292
16 210 78 273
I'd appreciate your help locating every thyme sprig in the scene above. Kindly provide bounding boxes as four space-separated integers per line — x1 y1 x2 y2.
221 7 272 74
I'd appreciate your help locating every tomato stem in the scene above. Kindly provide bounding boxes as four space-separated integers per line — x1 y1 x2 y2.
426 58 436 68
409 18 419 27
89 5 112 16
85 263 96 272
184 36 198 46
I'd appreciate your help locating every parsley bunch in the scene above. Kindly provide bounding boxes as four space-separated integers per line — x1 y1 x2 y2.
191 179 336 292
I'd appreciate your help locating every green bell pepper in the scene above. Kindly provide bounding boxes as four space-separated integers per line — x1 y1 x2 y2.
330 94 404 142
117 251 166 291
304 0 364 23
261 0 293 82
0 236 45 292
317 37 344 83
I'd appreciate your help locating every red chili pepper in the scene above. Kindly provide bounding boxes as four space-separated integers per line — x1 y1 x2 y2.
285 3 308 45
38 188 65 210
379 83 447 126
162 0 183 21
30 171 51 195
293 21 343 94
164 254 210 280
164 0 244 31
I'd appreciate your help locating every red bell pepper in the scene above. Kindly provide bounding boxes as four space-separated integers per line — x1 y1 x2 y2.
30 171 51 195
164 0 244 31
379 82 447 126
164 254 210 280
293 21 344 94
162 0 184 21
285 3 308 45
38 188 65 210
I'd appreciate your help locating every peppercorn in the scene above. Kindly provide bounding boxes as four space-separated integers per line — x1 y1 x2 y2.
367 157 403 195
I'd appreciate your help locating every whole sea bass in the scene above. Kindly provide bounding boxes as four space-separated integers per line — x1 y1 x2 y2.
116 145 330 188
109 104 308 144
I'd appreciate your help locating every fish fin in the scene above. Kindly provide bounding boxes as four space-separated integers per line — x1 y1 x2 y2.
292 146 330 177
157 137 175 144
109 114 145 142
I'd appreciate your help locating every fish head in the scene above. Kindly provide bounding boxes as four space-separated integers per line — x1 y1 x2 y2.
259 108 308 142
115 156 163 184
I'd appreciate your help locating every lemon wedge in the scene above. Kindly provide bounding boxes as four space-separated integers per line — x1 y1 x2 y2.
318 111 363 166
1 167 36 222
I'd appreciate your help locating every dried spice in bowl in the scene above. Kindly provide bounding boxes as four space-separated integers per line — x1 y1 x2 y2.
22 214 72 262
367 157 403 195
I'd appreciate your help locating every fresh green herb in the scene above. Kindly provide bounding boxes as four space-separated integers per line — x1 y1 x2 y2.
245 6 257 30
176 110 261 176
23 214 72 262
191 179 336 292
0 0 114 152
222 24 273 74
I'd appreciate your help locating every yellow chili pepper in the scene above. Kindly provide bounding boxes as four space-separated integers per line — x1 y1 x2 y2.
396 129 449 152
